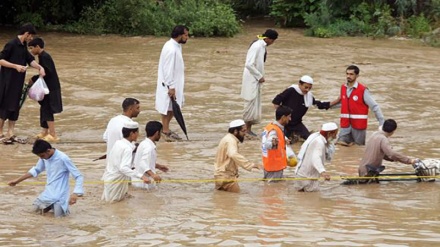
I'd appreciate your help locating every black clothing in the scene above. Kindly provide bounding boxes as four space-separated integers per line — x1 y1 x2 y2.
272 87 321 140
39 96 54 128
0 37 35 115
31 50 63 116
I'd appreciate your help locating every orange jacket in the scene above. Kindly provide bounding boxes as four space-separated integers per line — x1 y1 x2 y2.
262 123 287 172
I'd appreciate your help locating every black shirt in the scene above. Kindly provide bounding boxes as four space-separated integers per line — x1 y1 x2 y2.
272 87 318 127
0 37 35 111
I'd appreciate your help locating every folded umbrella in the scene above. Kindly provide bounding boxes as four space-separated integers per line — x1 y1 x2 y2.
171 98 189 140
19 83 32 110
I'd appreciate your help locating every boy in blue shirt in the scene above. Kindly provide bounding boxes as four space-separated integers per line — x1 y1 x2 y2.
8 139 84 217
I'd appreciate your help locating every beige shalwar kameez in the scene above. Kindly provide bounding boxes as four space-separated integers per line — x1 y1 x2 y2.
214 133 255 192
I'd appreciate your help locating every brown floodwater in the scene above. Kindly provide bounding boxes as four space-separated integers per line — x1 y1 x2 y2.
1 22 440 246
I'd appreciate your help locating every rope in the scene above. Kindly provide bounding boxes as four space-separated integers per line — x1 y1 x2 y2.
1 175 439 187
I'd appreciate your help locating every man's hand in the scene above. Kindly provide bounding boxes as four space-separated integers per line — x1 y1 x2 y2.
168 88 176 99
15 64 27 73
411 158 419 165
258 77 265 83
252 163 263 170
39 66 46 77
141 174 151 184
320 172 331 181
151 174 162 182
7 179 19 186
271 137 279 149
69 194 79 205
316 101 330 110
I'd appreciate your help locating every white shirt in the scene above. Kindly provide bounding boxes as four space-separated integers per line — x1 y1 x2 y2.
155 38 185 115
295 133 327 178
103 115 133 157
131 138 157 189
240 39 266 101
102 138 143 181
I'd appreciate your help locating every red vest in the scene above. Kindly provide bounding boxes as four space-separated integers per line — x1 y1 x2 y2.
340 83 369 130
262 123 287 172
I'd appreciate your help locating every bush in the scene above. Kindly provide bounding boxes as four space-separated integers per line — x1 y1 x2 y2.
64 0 240 37
406 14 431 38
270 0 320 27
15 12 45 28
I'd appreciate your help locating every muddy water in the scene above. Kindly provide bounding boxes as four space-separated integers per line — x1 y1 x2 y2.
1 22 440 246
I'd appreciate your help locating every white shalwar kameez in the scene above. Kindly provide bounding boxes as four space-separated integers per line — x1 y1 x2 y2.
101 139 144 202
294 133 327 192
131 138 157 190
155 38 185 115
240 39 266 123
103 115 133 157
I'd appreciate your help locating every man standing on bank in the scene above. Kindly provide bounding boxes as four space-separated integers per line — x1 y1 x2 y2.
0 23 45 141
330 65 384 146
240 29 278 138
155 25 189 142
28 37 63 143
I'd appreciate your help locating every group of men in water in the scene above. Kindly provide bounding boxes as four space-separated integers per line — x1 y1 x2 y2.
4 25 422 218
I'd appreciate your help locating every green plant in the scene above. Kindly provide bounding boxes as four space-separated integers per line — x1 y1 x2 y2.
406 14 431 38
14 12 45 28
64 0 240 37
270 0 320 27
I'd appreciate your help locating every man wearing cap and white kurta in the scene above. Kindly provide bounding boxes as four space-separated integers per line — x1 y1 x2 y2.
240 29 278 138
102 121 150 202
103 98 140 158
294 122 338 192
272 75 331 142
155 25 189 142
214 119 261 193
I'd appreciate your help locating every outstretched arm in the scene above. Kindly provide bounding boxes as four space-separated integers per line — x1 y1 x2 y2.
8 173 33 186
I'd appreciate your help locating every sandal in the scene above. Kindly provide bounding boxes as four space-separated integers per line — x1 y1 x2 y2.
161 131 182 142
9 135 29 144
2 137 13 145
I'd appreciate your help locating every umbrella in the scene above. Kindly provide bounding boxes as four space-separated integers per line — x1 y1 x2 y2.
19 83 32 110
93 143 140 161
171 98 189 140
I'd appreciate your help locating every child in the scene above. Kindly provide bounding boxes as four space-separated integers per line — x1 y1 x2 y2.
28 37 63 142
8 139 84 217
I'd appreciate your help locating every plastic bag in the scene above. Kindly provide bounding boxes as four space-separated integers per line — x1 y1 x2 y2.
286 145 298 167
28 77 49 101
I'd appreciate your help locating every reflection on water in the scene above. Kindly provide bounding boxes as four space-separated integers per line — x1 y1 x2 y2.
1 22 440 246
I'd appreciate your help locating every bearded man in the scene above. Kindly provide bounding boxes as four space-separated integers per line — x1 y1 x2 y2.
294 122 339 192
213 119 261 193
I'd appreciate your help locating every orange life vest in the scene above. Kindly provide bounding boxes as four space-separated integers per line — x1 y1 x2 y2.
340 82 369 130
262 123 287 172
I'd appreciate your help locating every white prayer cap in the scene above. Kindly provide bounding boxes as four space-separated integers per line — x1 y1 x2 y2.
229 119 245 128
321 122 338 131
300 75 314 84
123 121 139 129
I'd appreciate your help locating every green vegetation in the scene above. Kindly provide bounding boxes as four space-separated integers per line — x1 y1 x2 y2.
0 0 439 45
64 0 240 37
